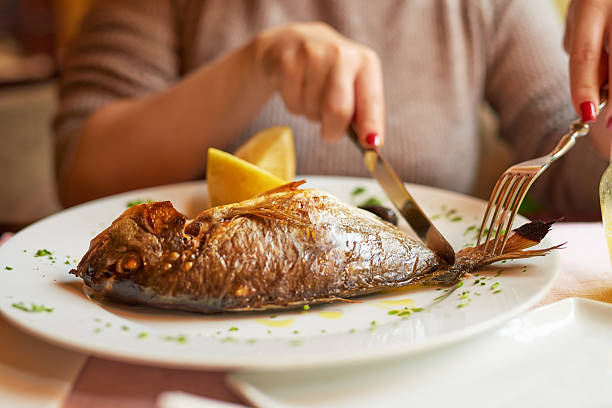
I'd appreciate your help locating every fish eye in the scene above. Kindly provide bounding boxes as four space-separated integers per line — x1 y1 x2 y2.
116 252 142 274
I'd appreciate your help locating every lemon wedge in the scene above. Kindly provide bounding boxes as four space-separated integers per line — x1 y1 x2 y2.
206 148 286 207
234 126 296 181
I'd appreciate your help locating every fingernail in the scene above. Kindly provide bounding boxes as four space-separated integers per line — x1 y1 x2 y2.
365 132 380 147
607 116 612 130
580 101 597 123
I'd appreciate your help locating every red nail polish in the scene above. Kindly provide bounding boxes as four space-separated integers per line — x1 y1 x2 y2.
365 132 380 147
607 116 612 130
580 101 597 123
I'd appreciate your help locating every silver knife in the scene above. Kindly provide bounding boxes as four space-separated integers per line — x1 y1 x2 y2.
347 127 455 265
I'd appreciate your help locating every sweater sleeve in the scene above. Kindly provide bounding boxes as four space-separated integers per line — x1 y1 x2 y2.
484 0 607 216
53 0 180 182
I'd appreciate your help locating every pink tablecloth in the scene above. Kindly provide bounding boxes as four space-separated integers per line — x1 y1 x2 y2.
4 223 612 407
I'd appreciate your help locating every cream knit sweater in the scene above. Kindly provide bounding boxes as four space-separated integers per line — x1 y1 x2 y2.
54 0 607 214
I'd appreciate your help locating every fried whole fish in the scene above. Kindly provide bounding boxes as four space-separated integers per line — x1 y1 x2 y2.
72 182 558 313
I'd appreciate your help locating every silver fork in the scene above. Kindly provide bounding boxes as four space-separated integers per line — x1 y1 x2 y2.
477 88 608 255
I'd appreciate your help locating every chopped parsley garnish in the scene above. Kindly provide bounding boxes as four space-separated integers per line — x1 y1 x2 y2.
388 310 399 315
35 249 52 257
351 186 366 196
290 339 303 347
349 328 356 334
360 197 383 207
64 260 71 265
493 289 502 294
121 325 129 331
463 225 477 235
269 314 277 319
397 310 412 317
221 336 237 343
126 199 154 208
247 339 258 344
490 282 500 291
4 266 13 270
302 305 310 311
411 307 424 312
450 216 463 222
163 334 187 344
321 329 327 334
228 326 239 331
457 303 467 308
293 329 299 334
12 302 53 313
138 332 149 339
456 281 464 288
370 320 376 326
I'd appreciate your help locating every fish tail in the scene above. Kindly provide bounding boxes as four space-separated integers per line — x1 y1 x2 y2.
430 220 560 286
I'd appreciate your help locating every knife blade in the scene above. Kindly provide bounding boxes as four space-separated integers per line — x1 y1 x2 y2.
347 127 455 265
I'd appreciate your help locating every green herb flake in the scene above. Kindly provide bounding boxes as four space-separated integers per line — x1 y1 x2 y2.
247 339 258 344
496 270 503 277
463 225 477 235
457 303 467 309
450 216 463 222
351 186 366 196
433 294 445 301
121 325 129 331
349 328 356 334
4 266 13 270
35 249 52 257
138 332 149 339
126 199 154 208
269 314 277 319
94 328 102 334
490 282 500 291
321 329 327 334
105 323 111 328
221 336 236 343
64 260 71 265
163 334 187 344
302 305 310 311
267 329 272 334
493 289 502 294
397 310 412 317
360 197 383 207
456 281 464 288
430 214 441 220
293 330 299 334
94 318 101 322
290 339 303 347
388 310 399 315
11 302 53 313
411 307 424 312
228 326 239 332
480 282 486 286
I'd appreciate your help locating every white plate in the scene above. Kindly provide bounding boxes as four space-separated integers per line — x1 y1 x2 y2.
228 297 612 407
0 176 558 370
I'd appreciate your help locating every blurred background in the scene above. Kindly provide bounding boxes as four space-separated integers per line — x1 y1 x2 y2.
0 0 570 234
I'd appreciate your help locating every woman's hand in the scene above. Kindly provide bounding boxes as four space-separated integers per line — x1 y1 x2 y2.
254 22 385 148
564 0 612 124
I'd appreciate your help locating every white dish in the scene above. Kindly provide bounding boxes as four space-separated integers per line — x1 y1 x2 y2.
0 176 558 370
228 297 612 408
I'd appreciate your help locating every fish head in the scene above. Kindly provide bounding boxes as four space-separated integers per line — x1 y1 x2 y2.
72 201 187 291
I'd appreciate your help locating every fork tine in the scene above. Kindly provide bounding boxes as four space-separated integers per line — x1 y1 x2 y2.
496 176 534 255
490 175 528 255
482 174 519 253
477 175 506 246
488 174 523 254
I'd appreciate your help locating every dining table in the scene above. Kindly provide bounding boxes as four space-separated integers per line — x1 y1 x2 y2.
1 220 611 408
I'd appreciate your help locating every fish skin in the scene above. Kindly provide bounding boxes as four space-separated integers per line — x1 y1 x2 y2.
73 184 444 313
72 183 557 313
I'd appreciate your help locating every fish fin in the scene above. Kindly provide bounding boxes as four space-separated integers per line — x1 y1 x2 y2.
483 242 565 264
258 180 306 196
